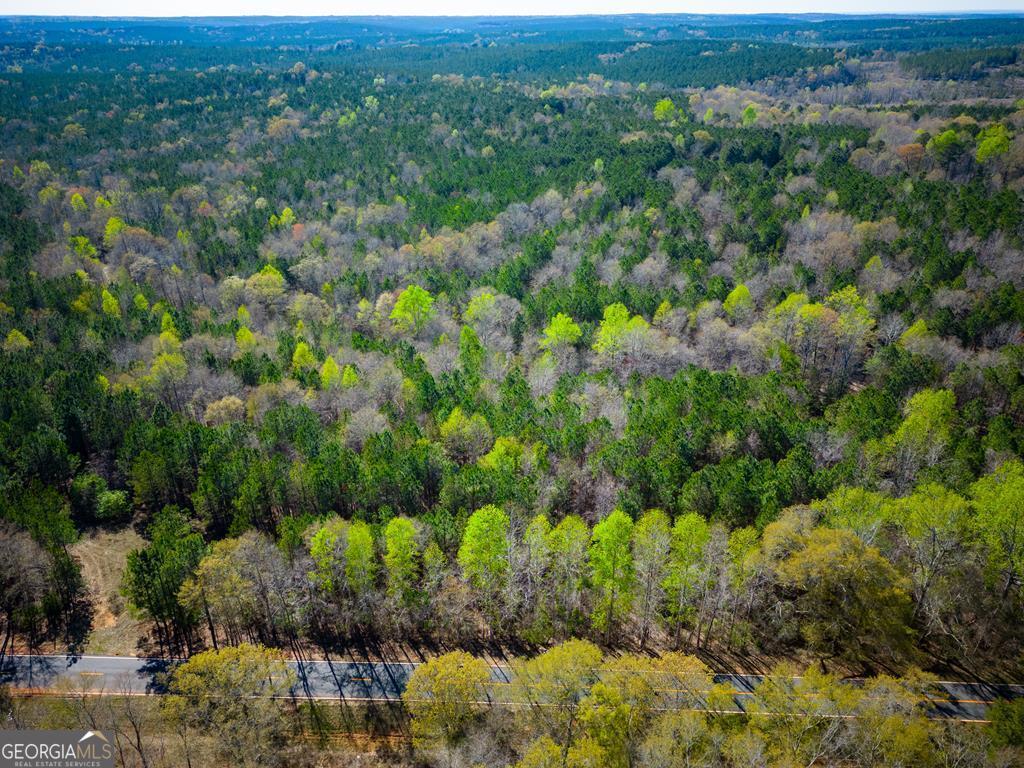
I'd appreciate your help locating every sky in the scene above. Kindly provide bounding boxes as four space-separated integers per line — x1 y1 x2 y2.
3 1 1024 17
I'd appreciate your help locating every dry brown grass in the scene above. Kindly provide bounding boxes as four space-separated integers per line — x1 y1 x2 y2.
71 526 147 656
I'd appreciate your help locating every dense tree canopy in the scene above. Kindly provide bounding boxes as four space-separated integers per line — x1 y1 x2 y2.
0 15 1023 767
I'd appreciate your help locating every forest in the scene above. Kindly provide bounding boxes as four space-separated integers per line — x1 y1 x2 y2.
1 11 1024 767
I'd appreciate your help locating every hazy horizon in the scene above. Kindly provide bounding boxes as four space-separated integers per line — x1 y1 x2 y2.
4 4 1023 19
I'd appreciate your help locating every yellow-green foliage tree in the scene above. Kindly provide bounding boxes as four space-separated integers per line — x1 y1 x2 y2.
540 312 582 349
775 527 915 667
166 644 294 767
403 651 491 757
101 288 121 318
391 284 436 333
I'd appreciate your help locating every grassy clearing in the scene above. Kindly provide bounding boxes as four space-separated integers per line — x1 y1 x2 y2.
71 527 147 657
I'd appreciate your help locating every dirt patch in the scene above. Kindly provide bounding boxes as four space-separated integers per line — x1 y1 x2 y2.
71 527 148 656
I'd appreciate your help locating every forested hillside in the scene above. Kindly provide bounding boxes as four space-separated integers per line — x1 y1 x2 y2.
1 13 1024 767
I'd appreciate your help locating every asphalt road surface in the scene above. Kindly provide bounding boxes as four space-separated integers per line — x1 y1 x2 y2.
2 654 1020 722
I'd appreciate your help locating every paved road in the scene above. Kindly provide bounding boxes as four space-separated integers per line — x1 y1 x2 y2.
2 654 1021 722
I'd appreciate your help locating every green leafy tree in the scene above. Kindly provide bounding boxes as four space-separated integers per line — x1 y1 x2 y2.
632 509 671 648
269 206 296 229
459 324 485 381
988 698 1024 748
546 515 591 636
813 486 891 544
235 325 257 354
4 329 31 352
148 350 188 408
516 736 563 768
871 388 956 492
593 303 648 355
123 507 206 652
464 291 496 323
970 460 1024 596
70 472 107 521
166 643 294 768
892 484 971 620
69 235 96 259
345 519 376 598
457 505 510 612
747 664 859 766
478 435 526 474
511 639 603 765
540 312 582 349
975 123 1011 163
384 516 421 609
579 655 657 768
101 288 121 318
653 98 677 122
308 517 349 594
97 489 131 522
589 510 635 640
722 283 753 321
403 651 491 758
291 341 316 373
103 216 126 249
69 192 88 213
319 356 341 389
246 263 286 303
927 128 962 163
391 284 436 333
639 710 715 768
439 407 493 463
848 674 938 766
665 512 710 644
776 528 915 668
516 736 607 768
179 538 255 649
